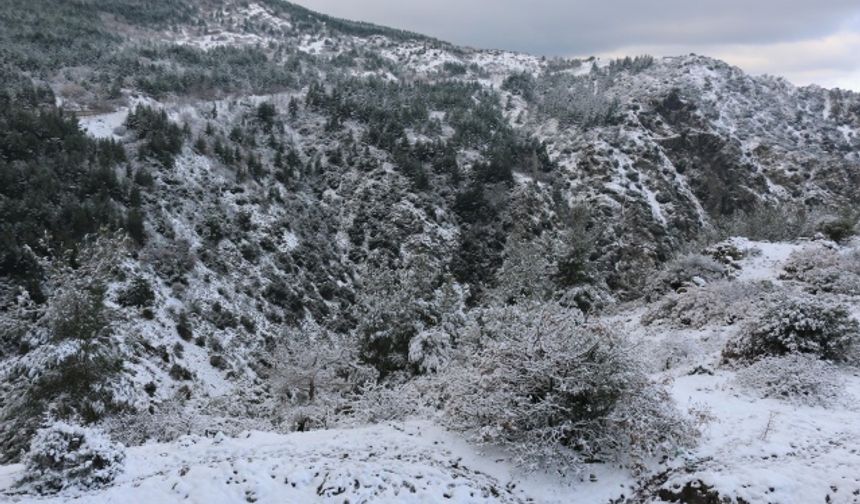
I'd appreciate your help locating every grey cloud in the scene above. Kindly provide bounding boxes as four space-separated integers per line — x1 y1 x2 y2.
295 0 860 56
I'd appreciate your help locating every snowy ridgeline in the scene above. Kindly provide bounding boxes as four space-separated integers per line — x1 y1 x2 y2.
2 237 860 504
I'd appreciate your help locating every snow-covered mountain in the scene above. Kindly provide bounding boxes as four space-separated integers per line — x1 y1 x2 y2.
1 1 859 503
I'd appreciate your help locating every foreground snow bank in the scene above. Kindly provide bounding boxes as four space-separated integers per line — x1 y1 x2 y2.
0 422 632 503
668 371 860 504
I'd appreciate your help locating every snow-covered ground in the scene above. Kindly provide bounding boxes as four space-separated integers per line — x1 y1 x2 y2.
78 109 129 140
668 371 860 504
641 238 860 503
0 422 632 503
729 237 800 283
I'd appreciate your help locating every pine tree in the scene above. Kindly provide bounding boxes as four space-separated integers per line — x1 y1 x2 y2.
194 136 207 154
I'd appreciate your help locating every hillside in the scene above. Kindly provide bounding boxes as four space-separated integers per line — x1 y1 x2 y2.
1 1 859 503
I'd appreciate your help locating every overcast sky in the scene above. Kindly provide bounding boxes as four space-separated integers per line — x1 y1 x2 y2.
296 0 860 90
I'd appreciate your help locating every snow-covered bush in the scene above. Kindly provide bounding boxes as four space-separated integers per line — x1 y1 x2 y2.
101 399 197 446
353 262 466 377
538 74 621 127
408 327 452 374
780 246 860 295
715 204 812 242
443 301 695 472
408 280 468 374
723 294 860 363
702 239 758 270
142 238 196 282
116 276 155 308
644 337 703 373
17 421 125 494
643 280 772 328
561 284 615 320
491 234 556 304
343 379 433 425
272 319 376 431
735 354 845 406
645 253 727 300
816 215 858 243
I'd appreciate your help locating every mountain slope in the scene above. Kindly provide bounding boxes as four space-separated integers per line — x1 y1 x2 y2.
1 1 859 502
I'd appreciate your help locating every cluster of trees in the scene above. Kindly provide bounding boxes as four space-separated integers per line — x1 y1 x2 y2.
606 55 656 75
193 101 307 184
305 78 477 142
302 74 570 301
0 0 195 79
0 236 129 462
305 74 571 302
536 72 622 127
0 87 133 296
0 0 321 104
501 71 536 101
501 57 651 128
302 75 552 183
125 105 185 169
133 45 303 98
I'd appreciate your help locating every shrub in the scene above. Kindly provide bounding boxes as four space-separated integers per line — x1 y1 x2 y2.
817 215 857 243
101 399 195 446
780 246 860 295
143 238 195 281
169 364 192 381
272 320 376 431
209 354 228 370
256 102 277 132
715 204 811 242
49 284 111 342
35 245 125 414
444 302 695 472
735 354 845 406
125 208 146 246
17 421 125 494
643 280 772 329
354 264 466 377
492 235 556 304
116 276 155 308
723 294 860 363
407 327 452 374
646 253 727 300
562 285 615 320
27 340 124 423
175 312 193 341
702 240 754 269
554 241 594 289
